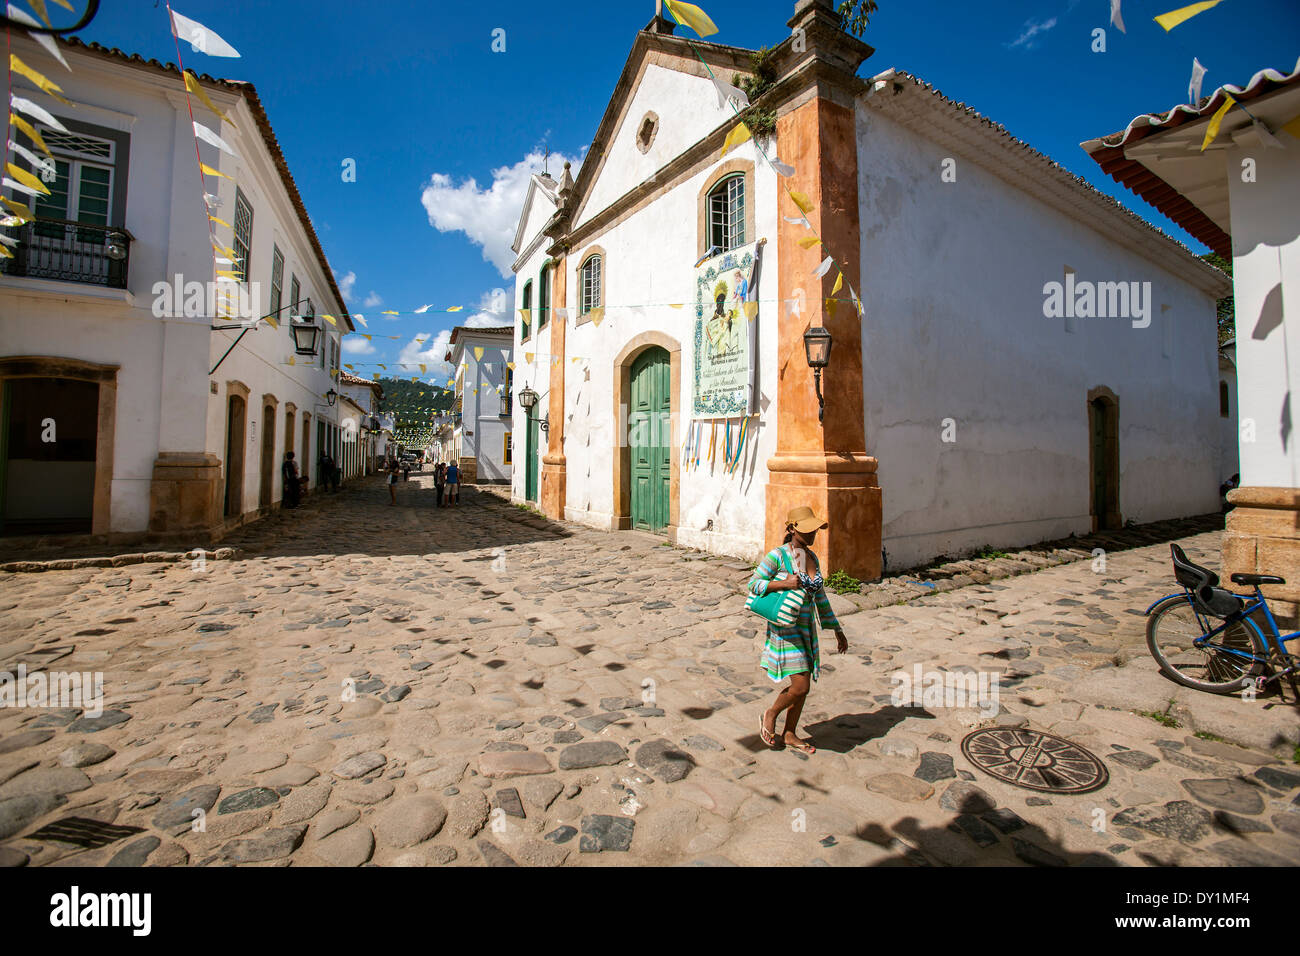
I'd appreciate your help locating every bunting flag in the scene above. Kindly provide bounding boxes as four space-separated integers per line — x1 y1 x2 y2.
813 256 835 278
354 314 368 327
184 71 234 125
9 54 70 103
208 215 231 229
200 162 231 180
784 214 811 229
1 196 36 225
710 73 749 111
415 305 431 313
831 272 844 296
1201 95 1235 151
770 158 796 177
170 9 242 57
11 94 67 131
664 0 718 37
473 347 484 361
789 191 814 215
506 362 515 370
1188 58 1208 104
5 162 51 196
448 306 463 312
194 120 238 156
6 4 72 70
1281 114 1300 139
10 115 52 159
525 352 535 363
1110 0 1126 33
589 307 605 327
720 122 751 158
797 236 822 249
382 310 399 315
519 308 531 323
419 364 427 373
1154 0 1223 31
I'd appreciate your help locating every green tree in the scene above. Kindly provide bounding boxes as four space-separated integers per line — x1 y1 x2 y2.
1201 252 1235 346
837 0 879 36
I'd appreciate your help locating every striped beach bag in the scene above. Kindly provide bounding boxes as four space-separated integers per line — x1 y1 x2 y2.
745 548 806 627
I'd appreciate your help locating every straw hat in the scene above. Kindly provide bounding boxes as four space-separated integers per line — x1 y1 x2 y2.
786 506 828 534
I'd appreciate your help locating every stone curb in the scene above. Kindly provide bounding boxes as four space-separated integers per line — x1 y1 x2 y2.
1 548 240 574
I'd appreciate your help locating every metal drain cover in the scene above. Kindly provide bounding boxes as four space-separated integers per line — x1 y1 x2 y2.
25 816 144 849
961 728 1108 794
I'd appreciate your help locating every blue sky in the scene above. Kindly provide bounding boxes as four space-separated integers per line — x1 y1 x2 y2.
76 0 1300 377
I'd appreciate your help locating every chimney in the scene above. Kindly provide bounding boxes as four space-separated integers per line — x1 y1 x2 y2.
645 0 676 34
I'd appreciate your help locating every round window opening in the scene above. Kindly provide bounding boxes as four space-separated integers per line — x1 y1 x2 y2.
635 112 659 154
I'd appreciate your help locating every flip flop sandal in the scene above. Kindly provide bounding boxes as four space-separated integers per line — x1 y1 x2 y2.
759 714 777 748
789 739 816 755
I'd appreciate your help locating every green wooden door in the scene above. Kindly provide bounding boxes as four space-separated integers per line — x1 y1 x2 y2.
630 347 670 531
525 415 540 502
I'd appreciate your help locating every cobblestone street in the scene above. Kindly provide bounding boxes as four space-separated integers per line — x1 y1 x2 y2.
2 476 1299 867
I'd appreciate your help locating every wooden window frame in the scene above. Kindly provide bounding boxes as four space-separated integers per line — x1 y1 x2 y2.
232 187 254 284
575 245 606 326
696 160 755 263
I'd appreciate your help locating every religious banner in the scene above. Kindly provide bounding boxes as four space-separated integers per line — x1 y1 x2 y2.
692 242 759 417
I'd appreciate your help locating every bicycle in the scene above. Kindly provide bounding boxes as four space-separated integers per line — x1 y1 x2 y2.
1145 543 1300 699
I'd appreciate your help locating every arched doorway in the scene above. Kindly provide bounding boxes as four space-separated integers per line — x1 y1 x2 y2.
1088 387 1120 531
224 391 247 518
612 333 680 536
258 396 277 511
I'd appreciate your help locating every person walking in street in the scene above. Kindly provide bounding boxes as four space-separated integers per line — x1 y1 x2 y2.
281 451 301 509
445 461 460 505
387 457 400 505
748 506 848 755
318 451 332 493
402 459 411 482
434 461 446 507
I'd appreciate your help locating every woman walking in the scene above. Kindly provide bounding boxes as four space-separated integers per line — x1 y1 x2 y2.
749 506 848 755
387 457 399 505
434 461 446 507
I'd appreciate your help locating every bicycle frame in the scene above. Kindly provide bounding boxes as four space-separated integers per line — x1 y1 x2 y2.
1145 586 1300 663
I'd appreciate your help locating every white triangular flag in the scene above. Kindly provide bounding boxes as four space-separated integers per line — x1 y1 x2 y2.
194 121 239 158
203 192 222 209
415 304 431 313
6 4 70 70
813 255 835 278
170 10 241 57
1110 0 1126 33
9 143 55 180
11 94 67 132
353 314 368 328
1189 57 1208 104
770 157 796 177
784 215 811 228
3 176 46 198
710 73 750 112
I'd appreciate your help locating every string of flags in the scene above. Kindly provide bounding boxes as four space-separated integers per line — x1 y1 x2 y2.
2 0 82 258
681 416 754 477
1109 0 1300 151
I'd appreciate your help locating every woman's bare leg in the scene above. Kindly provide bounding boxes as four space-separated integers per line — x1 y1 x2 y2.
763 672 809 741
781 673 814 751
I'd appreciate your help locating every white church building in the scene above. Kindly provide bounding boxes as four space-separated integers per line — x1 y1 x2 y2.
508 0 1230 577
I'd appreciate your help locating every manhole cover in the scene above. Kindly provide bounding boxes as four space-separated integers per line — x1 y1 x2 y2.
25 817 144 849
961 728 1109 794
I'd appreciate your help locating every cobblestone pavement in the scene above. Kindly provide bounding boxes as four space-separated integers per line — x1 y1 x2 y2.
2 476 1298 867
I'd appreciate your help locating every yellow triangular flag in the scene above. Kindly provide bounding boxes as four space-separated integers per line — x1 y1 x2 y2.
448 306 463 312
519 308 531 323
664 0 718 37
832 271 843 296
744 301 758 321
377 363 386 370
790 191 814 215
1282 114 1300 139
184 71 235 127
373 374 380 380
589 307 605 327
209 215 232 229
669 303 684 309
362 334 372 341
10 114 52 158
1154 0 1223 31
525 352 535 363
473 346 484 361
571 356 581 364
382 310 398 315
288 355 295 365
1 196 36 223
1201 95 1236 151
324 315 337 326
10 55 70 103
0 244 13 260
419 363 427 373
5 162 50 196
825 297 837 318
345 364 355 371
721 123 752 158
215 269 239 278
797 236 822 249
201 162 231 180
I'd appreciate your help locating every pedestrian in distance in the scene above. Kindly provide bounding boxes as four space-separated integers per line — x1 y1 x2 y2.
434 461 445 508
403 459 411 482
387 458 399 505
281 451 300 509
318 451 333 493
748 506 848 755
445 461 460 505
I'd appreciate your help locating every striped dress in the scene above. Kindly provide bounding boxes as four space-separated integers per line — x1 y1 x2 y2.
748 544 841 682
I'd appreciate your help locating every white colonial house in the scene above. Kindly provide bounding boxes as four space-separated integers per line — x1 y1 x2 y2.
337 371 384 477
0 36 351 543
509 0 1230 577
446 325 514 484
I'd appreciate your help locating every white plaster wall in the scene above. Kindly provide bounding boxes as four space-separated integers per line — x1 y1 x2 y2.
459 334 512 482
576 65 744 231
856 103 1223 569
1225 140 1300 492
557 137 780 561
1 39 346 531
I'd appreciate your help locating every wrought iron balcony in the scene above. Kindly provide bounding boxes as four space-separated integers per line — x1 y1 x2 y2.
0 217 132 289
500 393 512 417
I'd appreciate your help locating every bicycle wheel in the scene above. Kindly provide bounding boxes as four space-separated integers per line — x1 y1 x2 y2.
1146 595 1266 694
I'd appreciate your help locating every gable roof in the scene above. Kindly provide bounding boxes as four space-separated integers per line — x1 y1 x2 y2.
511 173 561 257
50 37 353 329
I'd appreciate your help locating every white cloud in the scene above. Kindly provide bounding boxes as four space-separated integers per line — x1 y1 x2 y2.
1007 17 1057 49
363 291 383 309
337 270 357 302
342 336 375 356
398 330 454 381
420 149 583 278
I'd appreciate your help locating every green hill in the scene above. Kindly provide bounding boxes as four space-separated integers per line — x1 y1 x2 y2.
377 378 453 428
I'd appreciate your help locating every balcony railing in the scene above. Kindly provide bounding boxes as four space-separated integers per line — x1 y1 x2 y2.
0 217 133 289
500 393 512 416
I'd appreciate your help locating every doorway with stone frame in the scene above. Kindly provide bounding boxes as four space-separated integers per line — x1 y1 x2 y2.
1088 386 1121 531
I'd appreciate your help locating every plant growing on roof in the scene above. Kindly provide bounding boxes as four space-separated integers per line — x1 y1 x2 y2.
733 46 779 139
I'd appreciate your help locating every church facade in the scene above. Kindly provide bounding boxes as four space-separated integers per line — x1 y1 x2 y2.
509 0 1229 578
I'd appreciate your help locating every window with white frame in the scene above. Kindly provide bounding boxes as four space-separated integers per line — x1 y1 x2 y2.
580 254 602 315
31 127 114 239
708 174 745 252
270 246 284 320
232 188 253 283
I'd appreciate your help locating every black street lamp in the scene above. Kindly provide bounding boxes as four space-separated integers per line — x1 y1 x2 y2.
325 388 337 407
517 385 549 433
291 317 320 356
803 326 832 424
